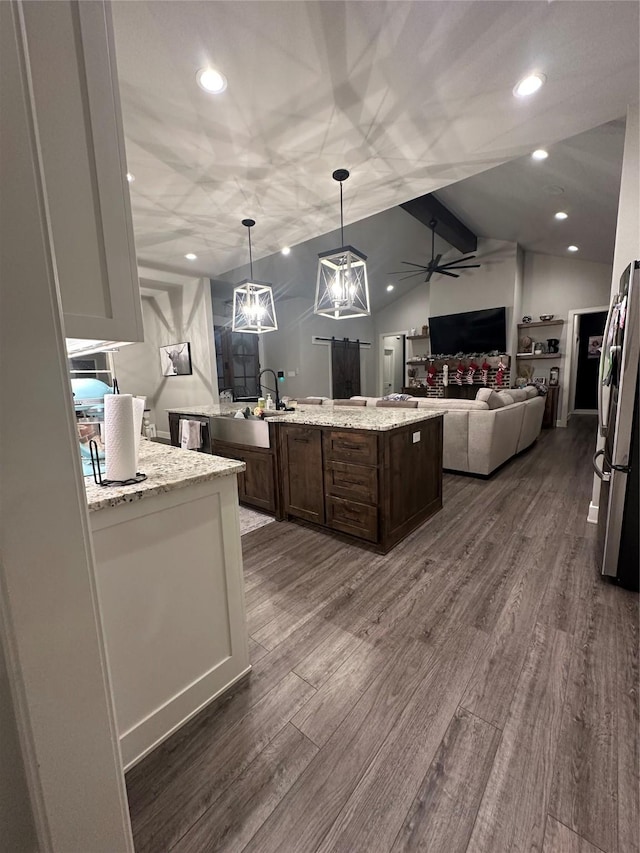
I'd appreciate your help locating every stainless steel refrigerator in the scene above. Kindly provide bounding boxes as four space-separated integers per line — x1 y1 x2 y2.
594 260 639 590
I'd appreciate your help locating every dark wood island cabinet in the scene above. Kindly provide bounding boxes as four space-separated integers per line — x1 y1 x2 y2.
276 410 443 553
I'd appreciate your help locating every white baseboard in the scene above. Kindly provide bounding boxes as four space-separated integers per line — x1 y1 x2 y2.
587 501 599 524
121 661 252 770
157 430 170 441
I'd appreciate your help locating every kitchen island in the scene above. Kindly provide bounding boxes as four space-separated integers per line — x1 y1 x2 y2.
169 405 445 553
269 407 444 552
86 440 250 769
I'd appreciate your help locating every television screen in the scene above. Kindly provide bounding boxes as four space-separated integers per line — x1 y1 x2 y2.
429 307 506 354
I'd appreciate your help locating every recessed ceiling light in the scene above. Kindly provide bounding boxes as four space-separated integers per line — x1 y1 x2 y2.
185 253 197 261
196 67 227 94
126 172 135 182
554 211 568 220
281 246 291 256
531 149 549 161
386 284 394 292
514 72 546 98
567 245 579 252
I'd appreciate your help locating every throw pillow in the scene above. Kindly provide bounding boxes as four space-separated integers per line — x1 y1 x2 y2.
476 388 505 409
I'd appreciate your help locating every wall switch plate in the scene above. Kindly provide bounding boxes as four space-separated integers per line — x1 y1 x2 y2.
287 370 296 377
412 431 421 443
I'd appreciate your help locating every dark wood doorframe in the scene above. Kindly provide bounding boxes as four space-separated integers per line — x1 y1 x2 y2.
331 338 361 399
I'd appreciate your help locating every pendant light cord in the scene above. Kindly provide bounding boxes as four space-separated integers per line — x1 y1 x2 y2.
248 226 254 279
339 180 344 247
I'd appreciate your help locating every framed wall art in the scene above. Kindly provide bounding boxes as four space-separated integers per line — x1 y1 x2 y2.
160 342 192 376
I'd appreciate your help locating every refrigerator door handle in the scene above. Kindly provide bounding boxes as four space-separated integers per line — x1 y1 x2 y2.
592 448 611 481
598 293 618 437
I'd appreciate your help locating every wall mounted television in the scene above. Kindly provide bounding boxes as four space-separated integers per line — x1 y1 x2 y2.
429 306 506 354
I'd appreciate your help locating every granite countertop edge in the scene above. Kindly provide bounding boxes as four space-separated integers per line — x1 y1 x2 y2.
166 404 446 431
85 441 245 513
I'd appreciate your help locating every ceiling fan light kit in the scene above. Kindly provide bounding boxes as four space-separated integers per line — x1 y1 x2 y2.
389 218 481 283
232 219 278 334
314 169 371 319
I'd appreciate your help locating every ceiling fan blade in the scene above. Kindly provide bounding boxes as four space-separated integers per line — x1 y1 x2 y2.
437 269 460 278
440 263 481 271
439 255 477 268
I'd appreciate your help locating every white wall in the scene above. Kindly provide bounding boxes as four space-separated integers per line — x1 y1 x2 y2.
113 275 218 437
261 296 375 398
521 251 612 423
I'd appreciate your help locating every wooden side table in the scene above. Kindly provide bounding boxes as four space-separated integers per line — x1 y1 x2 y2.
543 385 560 428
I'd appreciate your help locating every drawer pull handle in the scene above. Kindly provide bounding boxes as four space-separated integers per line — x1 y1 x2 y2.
336 442 363 451
293 437 310 443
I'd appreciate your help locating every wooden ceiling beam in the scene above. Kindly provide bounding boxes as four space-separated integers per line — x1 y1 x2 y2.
400 194 477 254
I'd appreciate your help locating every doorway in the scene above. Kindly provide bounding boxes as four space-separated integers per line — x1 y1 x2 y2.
380 334 406 395
575 311 607 411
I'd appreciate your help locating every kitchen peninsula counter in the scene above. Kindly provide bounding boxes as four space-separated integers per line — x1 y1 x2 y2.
87 439 249 769
85 438 244 511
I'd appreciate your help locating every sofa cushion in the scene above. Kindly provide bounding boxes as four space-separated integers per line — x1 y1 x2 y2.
414 398 489 411
333 398 367 406
376 399 418 408
297 397 323 405
349 396 380 406
501 388 528 403
499 392 515 405
476 388 506 409
524 385 539 399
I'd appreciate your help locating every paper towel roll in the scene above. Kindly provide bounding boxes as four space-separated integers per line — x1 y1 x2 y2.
104 394 137 482
132 396 146 467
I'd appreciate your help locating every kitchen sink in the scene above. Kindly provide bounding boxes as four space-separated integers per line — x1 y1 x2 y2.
210 413 272 448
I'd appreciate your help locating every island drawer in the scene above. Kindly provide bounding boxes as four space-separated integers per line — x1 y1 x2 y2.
325 495 378 543
324 461 377 504
323 430 378 465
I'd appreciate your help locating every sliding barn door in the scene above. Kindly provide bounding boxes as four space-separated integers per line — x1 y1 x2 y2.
331 339 361 399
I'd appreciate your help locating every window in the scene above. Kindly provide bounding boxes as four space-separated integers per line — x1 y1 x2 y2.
214 326 260 400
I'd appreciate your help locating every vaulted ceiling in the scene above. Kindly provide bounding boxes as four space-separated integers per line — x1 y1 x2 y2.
111 1 639 277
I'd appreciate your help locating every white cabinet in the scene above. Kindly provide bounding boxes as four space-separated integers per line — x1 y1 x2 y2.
91 475 250 769
20 0 143 344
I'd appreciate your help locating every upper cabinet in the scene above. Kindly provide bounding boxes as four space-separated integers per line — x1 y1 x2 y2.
20 0 143 344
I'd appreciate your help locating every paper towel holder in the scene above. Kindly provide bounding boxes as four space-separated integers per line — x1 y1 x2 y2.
89 440 146 487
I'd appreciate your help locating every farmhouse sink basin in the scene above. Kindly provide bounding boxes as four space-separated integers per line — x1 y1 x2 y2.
209 414 272 448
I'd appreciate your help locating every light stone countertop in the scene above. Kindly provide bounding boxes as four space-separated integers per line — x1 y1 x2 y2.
265 407 445 431
167 403 445 432
85 439 244 512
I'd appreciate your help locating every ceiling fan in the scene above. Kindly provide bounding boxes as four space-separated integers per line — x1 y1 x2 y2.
389 218 481 282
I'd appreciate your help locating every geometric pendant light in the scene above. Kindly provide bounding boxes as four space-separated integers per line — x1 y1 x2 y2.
232 218 278 334
314 169 370 319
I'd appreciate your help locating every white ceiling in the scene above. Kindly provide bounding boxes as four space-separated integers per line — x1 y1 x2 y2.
435 117 626 265
111 1 639 278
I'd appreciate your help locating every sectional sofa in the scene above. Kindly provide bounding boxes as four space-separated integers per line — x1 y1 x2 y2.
334 387 546 476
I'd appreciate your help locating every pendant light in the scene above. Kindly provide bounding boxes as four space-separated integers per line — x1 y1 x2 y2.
232 219 277 334
314 169 370 319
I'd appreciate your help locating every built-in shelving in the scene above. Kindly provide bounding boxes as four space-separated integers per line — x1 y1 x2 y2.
407 334 429 341
516 353 562 360
517 319 565 330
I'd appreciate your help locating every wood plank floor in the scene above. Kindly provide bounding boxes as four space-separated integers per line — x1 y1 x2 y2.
126 416 639 853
